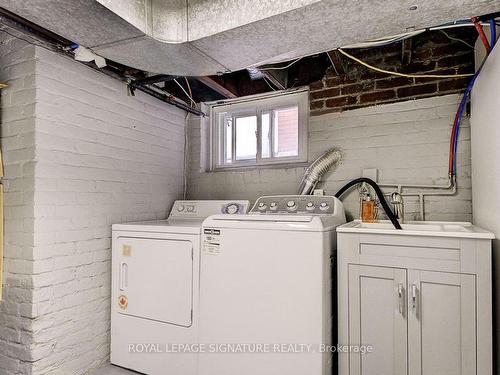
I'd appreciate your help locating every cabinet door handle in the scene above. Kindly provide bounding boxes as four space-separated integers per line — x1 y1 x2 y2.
411 284 418 311
398 282 404 314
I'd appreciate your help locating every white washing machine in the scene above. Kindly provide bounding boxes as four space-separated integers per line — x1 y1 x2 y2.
111 200 249 375
199 195 346 375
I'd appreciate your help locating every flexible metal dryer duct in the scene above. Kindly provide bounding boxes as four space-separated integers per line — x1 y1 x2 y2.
298 148 342 195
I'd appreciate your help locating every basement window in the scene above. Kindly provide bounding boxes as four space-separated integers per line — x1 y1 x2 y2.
210 90 308 170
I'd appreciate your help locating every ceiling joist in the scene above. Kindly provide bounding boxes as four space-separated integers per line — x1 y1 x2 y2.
196 76 238 99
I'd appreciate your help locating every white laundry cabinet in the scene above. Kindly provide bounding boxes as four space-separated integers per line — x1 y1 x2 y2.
336 221 493 375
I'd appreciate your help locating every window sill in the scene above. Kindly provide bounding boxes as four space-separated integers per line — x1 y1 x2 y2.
206 161 309 173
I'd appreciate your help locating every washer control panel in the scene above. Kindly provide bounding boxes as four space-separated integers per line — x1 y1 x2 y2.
250 195 338 215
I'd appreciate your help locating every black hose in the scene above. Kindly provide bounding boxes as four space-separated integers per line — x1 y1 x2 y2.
334 177 402 230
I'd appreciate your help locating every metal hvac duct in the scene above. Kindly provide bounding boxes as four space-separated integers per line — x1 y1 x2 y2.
0 0 497 76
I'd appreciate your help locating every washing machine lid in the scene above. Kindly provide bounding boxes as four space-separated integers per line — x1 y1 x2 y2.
112 219 204 234
203 214 345 232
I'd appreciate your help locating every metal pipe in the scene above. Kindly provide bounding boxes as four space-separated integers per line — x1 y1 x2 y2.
130 74 179 86
0 11 203 116
381 175 456 220
379 175 454 190
419 194 425 221
129 83 206 116
391 192 405 223
0 7 71 45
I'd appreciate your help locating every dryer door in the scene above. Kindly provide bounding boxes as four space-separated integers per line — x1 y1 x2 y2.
116 236 193 327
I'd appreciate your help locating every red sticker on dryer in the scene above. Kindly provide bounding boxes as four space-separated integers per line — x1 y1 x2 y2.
118 295 128 309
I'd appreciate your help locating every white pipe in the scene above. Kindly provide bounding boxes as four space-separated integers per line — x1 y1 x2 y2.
342 22 490 50
419 194 425 221
381 175 456 220
379 175 455 190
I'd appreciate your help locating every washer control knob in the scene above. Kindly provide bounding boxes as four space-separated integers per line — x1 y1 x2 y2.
286 200 297 211
270 202 278 210
186 205 195 212
258 202 267 211
319 202 329 211
177 205 185 212
306 202 315 211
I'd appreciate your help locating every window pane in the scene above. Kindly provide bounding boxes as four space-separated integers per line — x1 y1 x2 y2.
235 115 257 161
223 114 232 164
273 106 299 157
261 112 271 158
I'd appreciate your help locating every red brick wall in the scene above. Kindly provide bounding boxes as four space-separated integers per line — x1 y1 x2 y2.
309 28 477 116
276 107 299 155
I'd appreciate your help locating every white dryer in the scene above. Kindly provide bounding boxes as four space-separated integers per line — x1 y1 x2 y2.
199 195 346 375
111 200 249 375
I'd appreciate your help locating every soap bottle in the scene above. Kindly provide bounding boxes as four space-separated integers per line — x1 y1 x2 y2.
361 195 377 223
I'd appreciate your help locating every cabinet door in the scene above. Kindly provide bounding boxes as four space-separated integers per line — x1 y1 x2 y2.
408 270 476 375
348 265 408 375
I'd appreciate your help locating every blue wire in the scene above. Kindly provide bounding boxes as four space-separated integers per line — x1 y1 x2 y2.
490 19 497 48
452 18 496 175
452 92 468 175
452 75 477 174
452 19 496 174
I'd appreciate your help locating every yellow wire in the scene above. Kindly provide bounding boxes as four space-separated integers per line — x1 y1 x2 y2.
0 83 7 89
337 49 474 79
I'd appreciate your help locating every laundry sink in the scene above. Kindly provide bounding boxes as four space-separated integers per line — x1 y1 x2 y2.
337 220 495 239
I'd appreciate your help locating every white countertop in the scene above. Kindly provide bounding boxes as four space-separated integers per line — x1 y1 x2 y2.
337 220 495 239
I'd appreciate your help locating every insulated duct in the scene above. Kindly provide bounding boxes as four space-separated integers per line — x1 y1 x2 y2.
0 0 498 76
298 148 342 195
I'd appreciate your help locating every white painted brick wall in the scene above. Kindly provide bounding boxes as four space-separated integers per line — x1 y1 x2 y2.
187 94 471 222
1 36 186 374
0 34 473 375
0 35 37 375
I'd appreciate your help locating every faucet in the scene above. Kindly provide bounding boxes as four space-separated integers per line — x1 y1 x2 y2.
391 192 404 223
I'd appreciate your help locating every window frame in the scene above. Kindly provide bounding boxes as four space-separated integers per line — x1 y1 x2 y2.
209 89 309 170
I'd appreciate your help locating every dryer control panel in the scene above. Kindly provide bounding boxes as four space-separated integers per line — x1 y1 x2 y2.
169 200 250 218
250 195 340 215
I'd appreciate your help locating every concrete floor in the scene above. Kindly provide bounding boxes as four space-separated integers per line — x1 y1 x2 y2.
89 364 141 375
